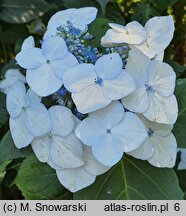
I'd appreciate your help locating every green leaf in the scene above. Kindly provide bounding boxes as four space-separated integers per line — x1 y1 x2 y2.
88 18 109 47
62 0 99 8
74 156 183 200
0 160 11 173
0 92 8 128
173 79 186 148
14 155 72 199
0 0 50 24
96 0 112 14
150 0 178 12
131 3 160 25
0 131 32 165
166 60 186 75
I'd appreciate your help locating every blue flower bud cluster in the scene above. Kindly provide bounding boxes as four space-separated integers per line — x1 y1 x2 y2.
57 21 101 64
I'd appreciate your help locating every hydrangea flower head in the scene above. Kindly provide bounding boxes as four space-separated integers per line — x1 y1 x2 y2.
16 36 78 96
63 53 135 114
122 48 178 124
44 7 97 39
75 101 147 166
6 81 51 148
128 115 177 168
0 69 26 94
31 105 84 168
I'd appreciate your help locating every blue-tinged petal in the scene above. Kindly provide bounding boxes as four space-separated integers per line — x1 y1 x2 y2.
21 36 35 50
127 138 154 160
122 85 149 113
0 69 26 94
26 64 63 97
102 70 135 100
25 89 41 106
49 106 74 137
42 36 68 61
89 101 124 129
71 7 97 27
92 135 123 166
148 60 176 97
148 133 177 168
112 112 148 152
56 166 95 192
16 48 45 70
10 113 33 148
95 53 123 80
75 117 106 146
31 136 50 162
135 16 174 58
51 134 84 168
63 63 96 93
51 53 78 80
72 85 111 114
83 146 110 175
126 48 150 83
143 93 178 124
6 81 26 118
25 103 52 137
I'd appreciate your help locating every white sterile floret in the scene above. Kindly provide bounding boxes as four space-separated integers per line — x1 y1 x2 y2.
135 16 174 58
75 101 147 166
6 81 51 148
31 105 84 169
101 16 174 59
55 146 110 192
44 7 97 39
122 48 178 124
127 115 177 168
0 69 26 94
63 53 135 114
101 21 146 47
16 36 78 97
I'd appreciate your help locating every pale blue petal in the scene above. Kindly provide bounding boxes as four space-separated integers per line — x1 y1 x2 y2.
72 85 111 114
10 113 33 148
51 134 84 168
75 117 106 146
16 48 45 70
31 136 50 162
42 36 68 61
25 89 41 106
95 53 123 80
63 63 96 93
148 133 177 168
56 167 95 192
26 64 63 97
112 112 148 152
83 146 110 175
122 85 149 113
127 138 154 160
49 105 74 137
148 60 176 96
51 53 78 79
21 36 35 50
6 81 26 118
143 93 178 124
102 70 136 100
25 103 52 137
89 101 124 129
92 135 123 166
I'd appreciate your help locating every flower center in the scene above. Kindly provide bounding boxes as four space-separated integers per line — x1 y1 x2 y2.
145 81 155 93
107 129 111 134
148 128 154 137
46 59 50 64
95 77 103 86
